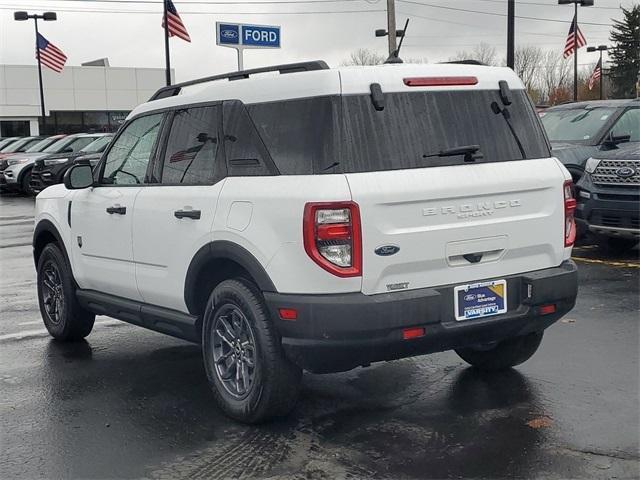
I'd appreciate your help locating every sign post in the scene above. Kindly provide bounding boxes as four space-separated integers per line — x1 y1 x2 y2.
216 22 281 71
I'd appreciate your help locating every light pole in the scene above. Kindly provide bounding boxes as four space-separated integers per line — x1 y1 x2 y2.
507 0 515 69
14 11 57 133
558 0 593 102
587 44 607 100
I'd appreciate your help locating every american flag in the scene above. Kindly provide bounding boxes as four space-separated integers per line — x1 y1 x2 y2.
588 58 602 91
36 33 67 73
162 0 191 42
563 14 586 59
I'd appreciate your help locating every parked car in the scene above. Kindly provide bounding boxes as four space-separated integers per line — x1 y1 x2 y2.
33 61 578 423
575 144 639 252
540 99 639 182
30 133 113 193
0 136 45 160
0 133 103 195
0 137 21 152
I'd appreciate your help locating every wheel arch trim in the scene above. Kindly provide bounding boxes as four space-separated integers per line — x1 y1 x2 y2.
33 219 71 269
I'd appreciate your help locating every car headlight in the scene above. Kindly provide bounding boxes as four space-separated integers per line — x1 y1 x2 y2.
585 157 601 174
44 158 69 166
7 158 28 165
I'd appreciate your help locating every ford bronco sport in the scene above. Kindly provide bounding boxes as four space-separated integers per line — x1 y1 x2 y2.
33 61 578 423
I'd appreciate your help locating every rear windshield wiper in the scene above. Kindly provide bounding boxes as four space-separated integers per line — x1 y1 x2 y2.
423 145 484 162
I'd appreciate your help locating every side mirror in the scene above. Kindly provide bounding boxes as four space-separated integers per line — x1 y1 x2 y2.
63 164 94 190
63 147 74 153
604 132 631 148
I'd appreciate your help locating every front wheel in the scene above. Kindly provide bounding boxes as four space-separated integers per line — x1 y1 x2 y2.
37 243 95 341
455 332 543 371
21 169 35 196
202 279 302 423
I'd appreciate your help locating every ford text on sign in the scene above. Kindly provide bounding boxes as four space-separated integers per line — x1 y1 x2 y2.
216 22 281 49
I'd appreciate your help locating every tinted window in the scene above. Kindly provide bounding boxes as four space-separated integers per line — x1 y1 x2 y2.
341 90 549 173
102 113 163 185
57 137 96 153
26 137 60 153
248 97 340 175
161 106 222 185
80 135 113 154
610 108 640 142
540 107 617 142
223 100 276 176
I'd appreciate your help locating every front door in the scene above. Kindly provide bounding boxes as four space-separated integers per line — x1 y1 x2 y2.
70 112 164 300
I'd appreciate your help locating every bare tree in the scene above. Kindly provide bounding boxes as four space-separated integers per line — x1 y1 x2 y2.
341 48 386 66
450 42 498 66
514 45 544 94
539 49 572 104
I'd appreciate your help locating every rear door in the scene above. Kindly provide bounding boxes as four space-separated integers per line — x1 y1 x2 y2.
133 105 225 312
339 86 567 295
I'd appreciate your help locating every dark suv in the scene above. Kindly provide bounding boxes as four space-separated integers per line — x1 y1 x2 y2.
575 144 639 252
540 99 639 182
30 134 113 193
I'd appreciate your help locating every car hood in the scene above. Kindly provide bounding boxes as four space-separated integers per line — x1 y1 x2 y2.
589 142 640 161
551 142 602 170
73 152 102 163
41 151 86 162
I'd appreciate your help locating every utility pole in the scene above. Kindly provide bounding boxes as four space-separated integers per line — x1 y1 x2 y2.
387 0 397 58
14 11 57 134
507 0 515 69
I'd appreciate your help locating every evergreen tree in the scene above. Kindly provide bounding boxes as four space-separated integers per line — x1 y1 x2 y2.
608 5 640 98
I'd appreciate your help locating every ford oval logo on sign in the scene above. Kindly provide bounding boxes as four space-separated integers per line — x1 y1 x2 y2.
375 245 400 256
221 29 238 40
615 166 636 178
217 23 240 45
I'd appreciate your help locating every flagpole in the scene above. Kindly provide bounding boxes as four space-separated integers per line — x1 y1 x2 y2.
163 0 171 86
34 17 47 131
573 2 578 102
599 54 603 100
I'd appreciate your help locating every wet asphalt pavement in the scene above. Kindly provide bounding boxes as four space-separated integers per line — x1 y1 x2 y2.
1 193 638 480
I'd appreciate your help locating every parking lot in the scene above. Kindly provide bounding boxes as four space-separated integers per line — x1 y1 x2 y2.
0 192 638 479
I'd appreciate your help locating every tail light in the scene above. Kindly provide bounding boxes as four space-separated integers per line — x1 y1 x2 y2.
403 76 478 87
303 202 362 277
564 180 577 247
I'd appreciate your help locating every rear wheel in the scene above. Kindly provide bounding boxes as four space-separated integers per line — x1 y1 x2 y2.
37 243 95 341
202 278 301 423
455 332 543 371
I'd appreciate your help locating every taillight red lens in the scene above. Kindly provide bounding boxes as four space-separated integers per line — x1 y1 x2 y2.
402 327 426 340
403 76 478 87
564 180 577 247
303 201 362 277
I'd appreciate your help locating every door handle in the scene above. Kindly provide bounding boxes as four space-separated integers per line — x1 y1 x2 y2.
174 209 201 220
106 205 126 215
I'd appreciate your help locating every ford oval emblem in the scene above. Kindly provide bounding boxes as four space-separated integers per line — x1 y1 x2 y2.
375 245 400 256
615 166 636 179
221 29 238 39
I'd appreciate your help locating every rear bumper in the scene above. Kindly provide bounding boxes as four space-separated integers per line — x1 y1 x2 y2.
264 261 578 373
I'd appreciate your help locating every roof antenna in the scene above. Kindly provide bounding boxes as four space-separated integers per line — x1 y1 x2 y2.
385 18 409 64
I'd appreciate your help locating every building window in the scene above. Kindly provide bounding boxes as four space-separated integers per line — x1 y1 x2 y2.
0 121 30 137
38 110 130 135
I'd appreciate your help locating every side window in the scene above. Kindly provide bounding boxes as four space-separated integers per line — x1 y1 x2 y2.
161 106 222 185
102 113 163 185
64 137 95 153
610 108 640 142
223 100 277 176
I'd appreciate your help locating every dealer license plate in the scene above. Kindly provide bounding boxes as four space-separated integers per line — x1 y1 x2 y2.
454 280 507 321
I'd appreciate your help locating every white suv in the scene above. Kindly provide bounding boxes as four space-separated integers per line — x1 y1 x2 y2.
33 61 578 423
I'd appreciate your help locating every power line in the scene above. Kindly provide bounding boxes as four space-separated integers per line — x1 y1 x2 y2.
398 0 614 26
470 0 623 11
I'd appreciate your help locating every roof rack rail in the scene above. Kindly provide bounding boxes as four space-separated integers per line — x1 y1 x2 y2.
149 60 329 101
440 60 487 66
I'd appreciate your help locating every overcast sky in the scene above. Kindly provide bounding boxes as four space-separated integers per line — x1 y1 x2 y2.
0 0 635 82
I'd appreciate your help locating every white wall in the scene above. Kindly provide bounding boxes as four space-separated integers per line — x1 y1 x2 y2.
0 64 171 118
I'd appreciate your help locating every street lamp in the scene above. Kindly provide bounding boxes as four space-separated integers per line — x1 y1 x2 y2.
558 0 593 102
14 11 57 134
587 44 607 100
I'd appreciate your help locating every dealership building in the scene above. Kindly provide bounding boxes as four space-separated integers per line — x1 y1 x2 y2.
0 62 170 137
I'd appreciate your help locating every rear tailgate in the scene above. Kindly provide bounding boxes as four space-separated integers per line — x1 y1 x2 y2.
346 158 566 295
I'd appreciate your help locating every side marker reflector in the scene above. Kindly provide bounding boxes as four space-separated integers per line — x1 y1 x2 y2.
403 327 426 340
539 304 556 315
278 308 298 321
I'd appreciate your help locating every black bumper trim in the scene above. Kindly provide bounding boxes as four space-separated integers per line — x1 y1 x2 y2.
265 261 578 373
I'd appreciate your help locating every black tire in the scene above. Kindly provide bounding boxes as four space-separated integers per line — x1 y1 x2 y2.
455 331 543 371
21 169 35 196
36 243 95 341
202 278 302 423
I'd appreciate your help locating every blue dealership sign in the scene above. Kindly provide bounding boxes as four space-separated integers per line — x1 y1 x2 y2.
216 22 281 49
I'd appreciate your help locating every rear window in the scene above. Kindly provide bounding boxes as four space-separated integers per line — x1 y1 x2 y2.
247 89 548 175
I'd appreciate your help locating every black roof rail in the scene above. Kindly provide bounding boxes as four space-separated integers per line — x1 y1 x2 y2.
440 60 487 66
149 60 330 101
